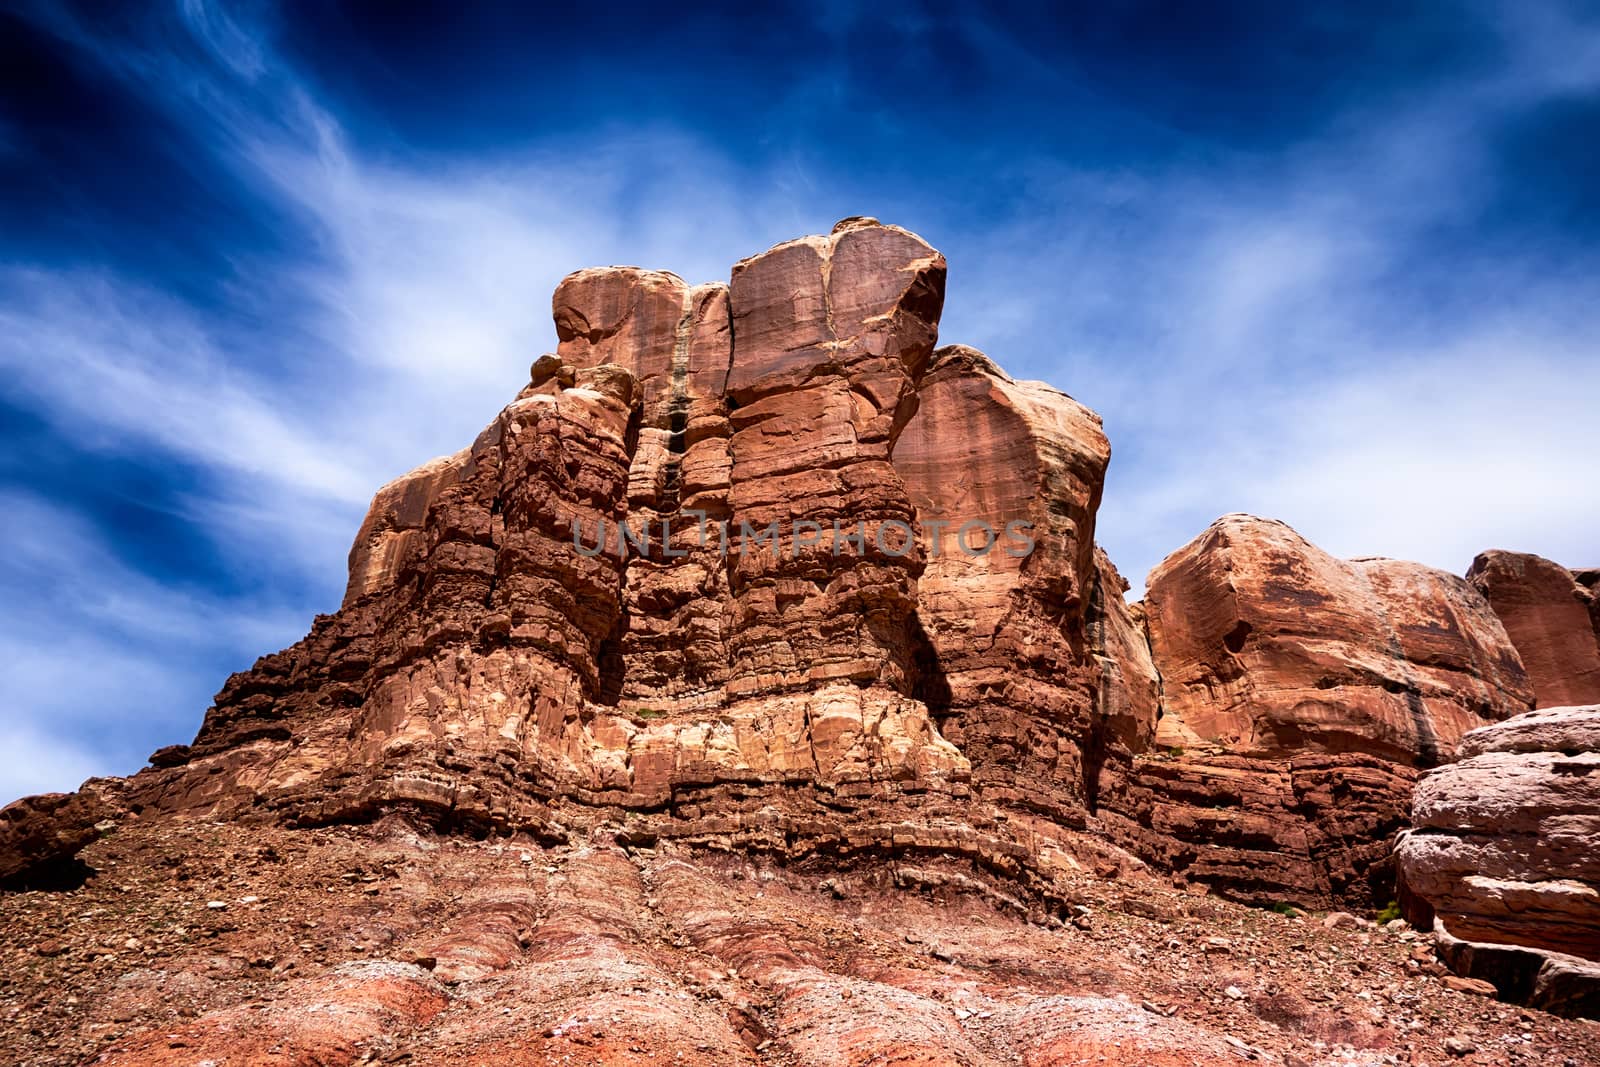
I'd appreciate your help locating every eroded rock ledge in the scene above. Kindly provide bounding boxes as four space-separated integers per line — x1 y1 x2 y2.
1396 705 1600 1017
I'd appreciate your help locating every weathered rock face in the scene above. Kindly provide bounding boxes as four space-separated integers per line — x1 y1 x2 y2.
1142 516 1531 764
893 344 1111 821
1396 705 1600 1017
1468 550 1600 709
551 267 731 429
344 453 471 608
103 219 1125 903
719 218 944 700
1096 515 1535 908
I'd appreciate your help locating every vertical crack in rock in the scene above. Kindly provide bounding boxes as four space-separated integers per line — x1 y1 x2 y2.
1362 567 1442 769
663 285 695 507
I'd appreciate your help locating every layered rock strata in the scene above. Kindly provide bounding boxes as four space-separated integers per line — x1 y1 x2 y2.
1396 705 1600 1017
1095 515 1535 908
90 219 1124 907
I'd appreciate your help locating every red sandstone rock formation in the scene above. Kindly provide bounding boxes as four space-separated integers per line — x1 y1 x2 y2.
1396 705 1600 1017
1095 514 1535 908
102 219 1119 908
8 218 1600 1056
0 219 1581 932
1468 550 1600 709
894 344 1111 822
1143 516 1530 763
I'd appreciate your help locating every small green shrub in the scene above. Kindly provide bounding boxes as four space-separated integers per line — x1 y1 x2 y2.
1375 901 1403 925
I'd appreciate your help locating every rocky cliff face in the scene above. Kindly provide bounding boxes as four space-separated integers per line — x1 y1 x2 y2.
1093 514 1533 908
4 220 1598 1048
1468 551 1600 709
894 343 1111 824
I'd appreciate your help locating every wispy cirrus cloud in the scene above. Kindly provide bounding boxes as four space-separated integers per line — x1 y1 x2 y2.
0 487 309 796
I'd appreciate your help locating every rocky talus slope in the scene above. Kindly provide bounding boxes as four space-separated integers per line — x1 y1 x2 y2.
2 219 1597 1062
5 819 1599 1067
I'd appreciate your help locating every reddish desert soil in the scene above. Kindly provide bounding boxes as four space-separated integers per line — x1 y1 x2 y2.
1 818 1595 1066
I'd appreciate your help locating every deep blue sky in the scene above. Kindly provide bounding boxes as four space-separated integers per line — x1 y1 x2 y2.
2 1 1596 803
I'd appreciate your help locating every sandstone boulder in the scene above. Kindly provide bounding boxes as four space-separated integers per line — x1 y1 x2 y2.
1468 550 1600 709
1398 705 1600 957
0 786 115 885
1396 704 1600 1017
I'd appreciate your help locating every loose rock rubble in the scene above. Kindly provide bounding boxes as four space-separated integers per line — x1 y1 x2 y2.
2 819 1595 1066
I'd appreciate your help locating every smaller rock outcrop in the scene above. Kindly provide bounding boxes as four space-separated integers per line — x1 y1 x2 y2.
1396 704 1600 1018
1144 516 1532 764
1097 514 1535 909
1468 550 1600 709
0 785 116 886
